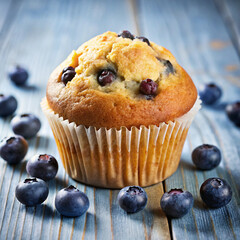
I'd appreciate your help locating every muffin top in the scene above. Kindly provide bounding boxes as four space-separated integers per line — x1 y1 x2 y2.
46 31 197 128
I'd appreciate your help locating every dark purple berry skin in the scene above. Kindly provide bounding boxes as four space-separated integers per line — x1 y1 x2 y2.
0 136 28 164
139 79 158 97
61 66 76 85
26 154 58 181
226 102 240 127
97 70 116 86
199 83 222 105
192 144 221 170
136 36 150 46
8 65 29 86
157 58 175 75
160 189 194 218
0 94 18 117
118 30 134 40
117 186 148 213
62 66 75 73
11 113 41 139
15 178 49 206
163 60 175 75
55 185 89 217
200 178 232 208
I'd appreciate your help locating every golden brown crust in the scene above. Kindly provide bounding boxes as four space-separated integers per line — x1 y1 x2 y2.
46 31 197 128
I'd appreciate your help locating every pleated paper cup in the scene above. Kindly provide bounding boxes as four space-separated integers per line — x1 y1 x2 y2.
41 97 201 188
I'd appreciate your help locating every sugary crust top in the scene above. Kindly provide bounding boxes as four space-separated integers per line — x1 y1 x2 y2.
46 31 197 128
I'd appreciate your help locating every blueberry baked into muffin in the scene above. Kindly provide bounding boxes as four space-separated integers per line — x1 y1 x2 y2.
42 31 200 188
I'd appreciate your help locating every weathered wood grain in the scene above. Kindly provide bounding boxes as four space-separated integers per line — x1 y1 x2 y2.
138 0 240 239
0 0 240 239
0 0 169 240
214 0 240 58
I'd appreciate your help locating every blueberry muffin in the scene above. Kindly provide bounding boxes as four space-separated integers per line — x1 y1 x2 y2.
41 31 200 188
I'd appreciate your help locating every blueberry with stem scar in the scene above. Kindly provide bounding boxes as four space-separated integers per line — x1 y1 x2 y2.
26 154 58 181
160 189 194 218
15 178 49 206
200 178 232 208
0 136 28 164
55 185 89 217
139 79 158 99
117 186 148 213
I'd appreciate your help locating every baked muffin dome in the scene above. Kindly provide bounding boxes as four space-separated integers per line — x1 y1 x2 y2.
46 31 197 129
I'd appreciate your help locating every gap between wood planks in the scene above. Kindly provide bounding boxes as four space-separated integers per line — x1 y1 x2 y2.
214 0 240 60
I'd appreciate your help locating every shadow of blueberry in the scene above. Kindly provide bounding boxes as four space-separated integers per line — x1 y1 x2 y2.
202 102 228 111
15 84 39 92
194 198 206 210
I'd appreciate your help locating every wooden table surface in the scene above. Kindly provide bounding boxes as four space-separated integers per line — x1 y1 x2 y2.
0 0 240 239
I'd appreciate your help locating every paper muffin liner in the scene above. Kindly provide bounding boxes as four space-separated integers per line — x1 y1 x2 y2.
41 97 201 188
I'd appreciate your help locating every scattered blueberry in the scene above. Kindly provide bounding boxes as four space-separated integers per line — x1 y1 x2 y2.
15 178 49 206
192 144 221 170
0 94 18 117
136 36 150 46
11 113 41 139
117 186 148 213
200 178 232 208
0 136 28 164
26 154 58 181
118 30 134 40
97 69 116 86
160 189 194 218
199 83 222 105
139 79 158 97
8 65 29 86
55 185 89 217
226 101 240 127
61 66 76 85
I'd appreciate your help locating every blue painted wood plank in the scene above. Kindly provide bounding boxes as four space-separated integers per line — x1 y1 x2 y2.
215 0 240 57
0 0 169 240
0 0 239 239
138 0 240 239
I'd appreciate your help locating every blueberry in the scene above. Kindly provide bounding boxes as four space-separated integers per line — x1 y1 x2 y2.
11 113 41 139
8 65 29 86
136 36 150 46
0 94 18 117
97 69 116 86
26 154 58 181
192 144 221 170
15 178 49 206
200 178 232 208
55 185 89 217
157 58 175 75
199 83 222 105
226 102 240 127
118 30 134 40
163 60 175 75
139 79 158 97
117 186 148 213
160 189 194 218
0 136 28 164
61 66 76 85
62 66 75 73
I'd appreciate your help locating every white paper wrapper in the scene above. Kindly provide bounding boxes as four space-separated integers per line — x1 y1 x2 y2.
41 97 201 188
